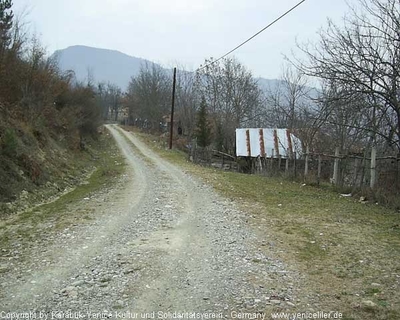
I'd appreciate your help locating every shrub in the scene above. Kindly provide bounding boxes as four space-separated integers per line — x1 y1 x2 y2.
1 128 18 157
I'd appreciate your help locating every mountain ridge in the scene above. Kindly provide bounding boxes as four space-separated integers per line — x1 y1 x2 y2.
53 45 289 93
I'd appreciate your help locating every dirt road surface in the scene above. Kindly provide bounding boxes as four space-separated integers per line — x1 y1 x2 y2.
0 125 295 318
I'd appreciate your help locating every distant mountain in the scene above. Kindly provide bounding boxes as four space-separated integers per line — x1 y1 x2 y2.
256 77 319 100
53 46 318 100
256 77 284 94
52 45 157 90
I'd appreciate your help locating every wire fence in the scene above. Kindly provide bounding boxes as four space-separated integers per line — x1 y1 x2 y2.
189 143 400 206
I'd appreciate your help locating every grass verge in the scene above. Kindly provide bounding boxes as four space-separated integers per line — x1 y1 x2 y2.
125 126 400 320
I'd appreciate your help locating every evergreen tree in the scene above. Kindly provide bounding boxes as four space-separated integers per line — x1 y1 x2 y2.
0 0 13 50
195 96 211 148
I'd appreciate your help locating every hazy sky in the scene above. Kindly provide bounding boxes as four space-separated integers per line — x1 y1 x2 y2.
14 0 353 79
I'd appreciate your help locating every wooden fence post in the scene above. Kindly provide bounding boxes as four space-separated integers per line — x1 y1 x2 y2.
317 154 322 186
190 138 197 163
360 149 367 187
397 153 400 187
304 145 309 178
293 152 297 178
352 157 359 186
278 155 282 175
370 146 377 189
271 149 274 173
333 147 340 185
285 157 289 175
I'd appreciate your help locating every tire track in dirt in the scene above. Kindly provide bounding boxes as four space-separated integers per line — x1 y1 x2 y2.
114 125 216 312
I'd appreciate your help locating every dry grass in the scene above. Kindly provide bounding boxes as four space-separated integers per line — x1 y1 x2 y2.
0 128 126 249
129 126 400 320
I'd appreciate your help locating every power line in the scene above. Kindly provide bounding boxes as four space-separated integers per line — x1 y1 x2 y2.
198 0 307 71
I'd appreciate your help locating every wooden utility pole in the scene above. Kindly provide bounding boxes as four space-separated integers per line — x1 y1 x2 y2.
169 67 177 149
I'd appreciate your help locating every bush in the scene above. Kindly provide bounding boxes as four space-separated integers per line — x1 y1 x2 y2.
1 128 18 157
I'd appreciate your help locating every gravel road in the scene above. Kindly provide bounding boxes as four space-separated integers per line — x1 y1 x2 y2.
0 125 297 318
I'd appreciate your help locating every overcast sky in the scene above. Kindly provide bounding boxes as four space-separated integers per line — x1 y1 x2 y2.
14 0 353 79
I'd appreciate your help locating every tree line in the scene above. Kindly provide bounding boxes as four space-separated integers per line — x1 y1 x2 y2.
3 0 398 160
125 0 400 158
125 58 265 155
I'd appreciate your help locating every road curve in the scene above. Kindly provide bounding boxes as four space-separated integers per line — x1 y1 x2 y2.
0 125 293 317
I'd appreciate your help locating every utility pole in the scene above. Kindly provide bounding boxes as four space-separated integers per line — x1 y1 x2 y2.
169 67 177 149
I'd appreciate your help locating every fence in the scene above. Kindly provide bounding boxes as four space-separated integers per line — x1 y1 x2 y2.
288 147 400 190
189 143 400 194
188 142 238 171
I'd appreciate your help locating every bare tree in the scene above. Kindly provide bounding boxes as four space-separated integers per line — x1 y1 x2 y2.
295 0 400 151
96 82 109 120
126 63 171 130
263 64 332 152
107 83 122 122
311 80 370 152
174 66 197 137
195 57 263 154
265 64 311 129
